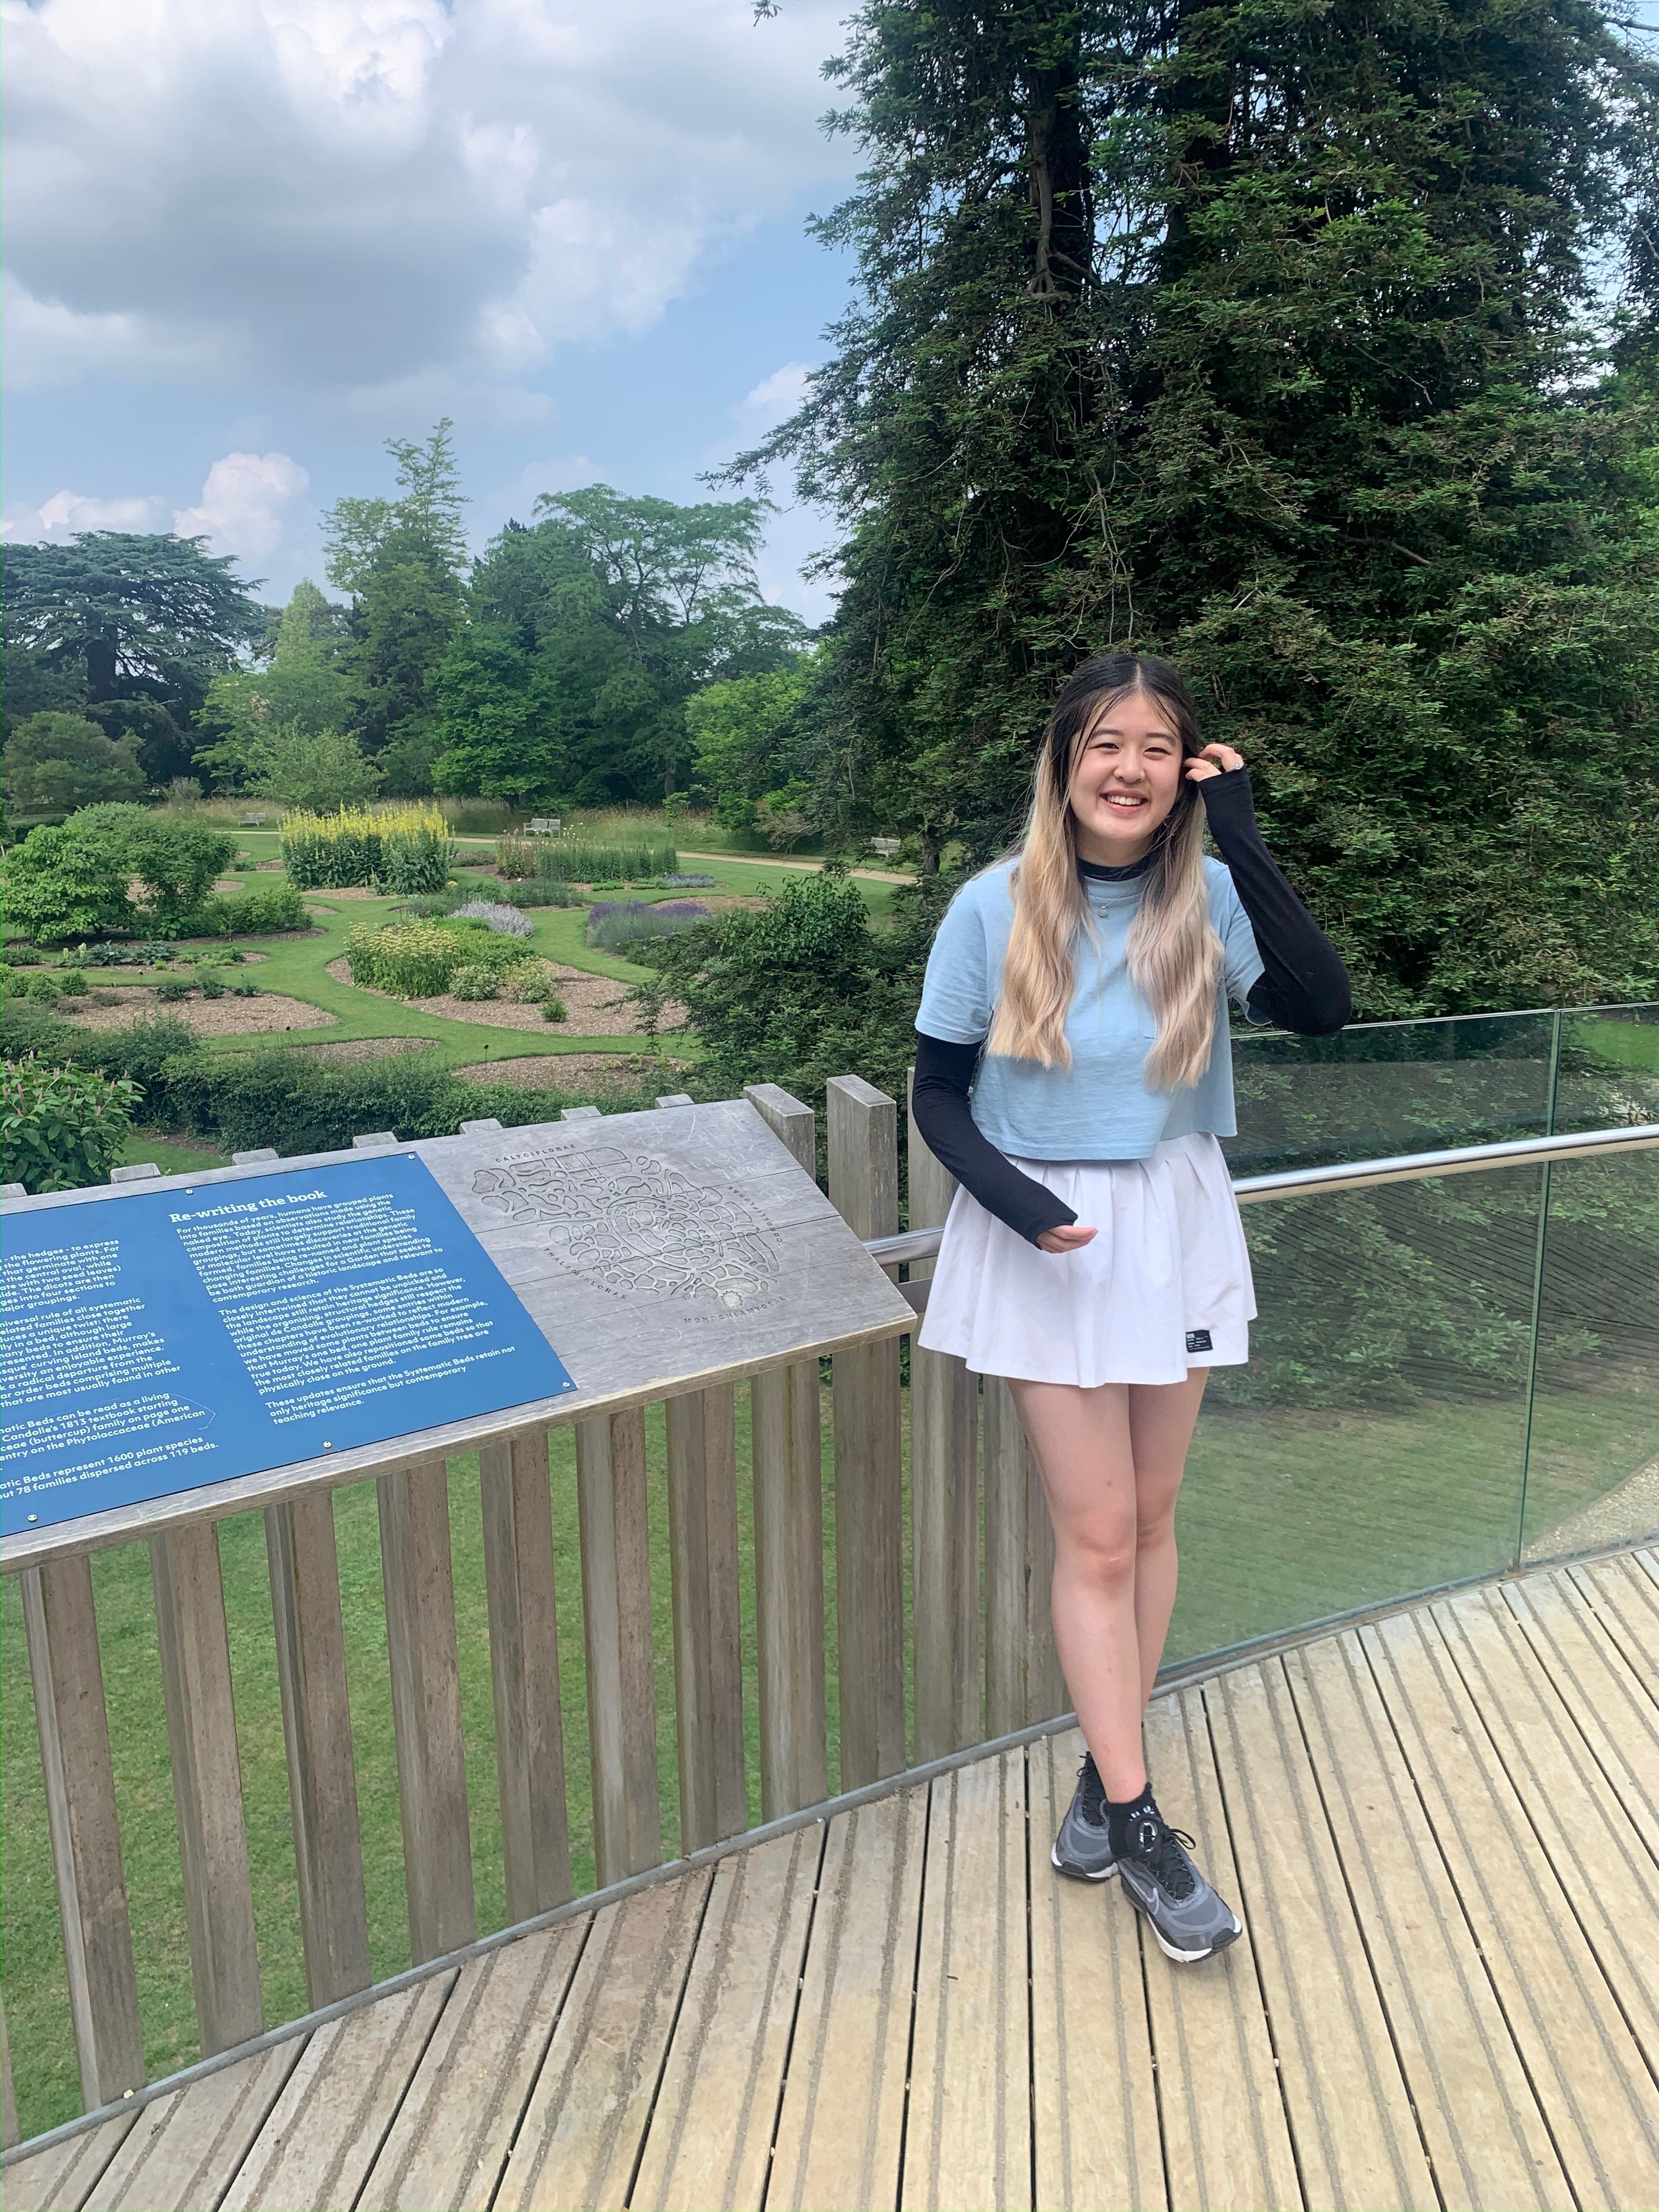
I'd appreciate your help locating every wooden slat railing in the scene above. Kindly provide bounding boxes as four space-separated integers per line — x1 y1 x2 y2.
22 1091 1645 2146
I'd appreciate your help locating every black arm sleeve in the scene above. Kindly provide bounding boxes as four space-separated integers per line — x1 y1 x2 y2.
911 1032 1080 1246
1197 769 1353 1036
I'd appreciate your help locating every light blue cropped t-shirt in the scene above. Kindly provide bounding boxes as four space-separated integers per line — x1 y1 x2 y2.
915 857 1266 1161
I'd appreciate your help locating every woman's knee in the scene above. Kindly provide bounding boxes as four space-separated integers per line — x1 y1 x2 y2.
1054 1513 1138 1592
1135 1488 1180 1554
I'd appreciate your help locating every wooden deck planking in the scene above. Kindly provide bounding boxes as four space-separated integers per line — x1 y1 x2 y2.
1026 1730 1165 2212
901 1750 1030 2212
219 1974 453 2211
82 2045 301 2212
12 1550 1659 2212
1284 1632 1573 2210
357 1923 589 2212
630 1827 820 2211
1 2117 133 2212
768 1787 926 2212
494 1871 711 2212
1209 1656 1438 2210
1364 1601 1659 2205
1431 1585 1659 2068
1139 1691 1302 2212
1567 1551 1659 1704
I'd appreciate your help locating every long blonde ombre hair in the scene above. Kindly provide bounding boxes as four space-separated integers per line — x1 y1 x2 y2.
985 655 1224 1090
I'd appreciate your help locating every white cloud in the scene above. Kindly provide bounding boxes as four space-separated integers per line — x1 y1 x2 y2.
1 0 857 400
1 488 169 540
736 361 813 437
173 451 309 564
3 450 308 573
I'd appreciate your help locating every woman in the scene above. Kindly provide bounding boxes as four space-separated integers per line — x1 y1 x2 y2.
910 653 1351 1963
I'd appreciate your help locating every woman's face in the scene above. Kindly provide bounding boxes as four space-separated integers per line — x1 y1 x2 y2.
1066 687 1186 865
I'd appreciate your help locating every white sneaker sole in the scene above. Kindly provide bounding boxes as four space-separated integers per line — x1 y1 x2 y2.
1142 1908 1243 1965
1050 1841 1118 1883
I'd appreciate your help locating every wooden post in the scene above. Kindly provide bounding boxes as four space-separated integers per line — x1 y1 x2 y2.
150 1523 263 2055
907 1067 980 1760
664 1385 746 1849
982 1379 1066 1731
266 1492 371 2006
826 1075 906 1787
377 1458 476 1962
743 1083 815 1177
744 1080 831 1818
751 1358 829 1820
574 1408 661 1884
479 1429 572 1923
21 1559 144 2109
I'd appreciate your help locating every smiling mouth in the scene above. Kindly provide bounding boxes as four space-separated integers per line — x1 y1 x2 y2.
1102 794 1148 810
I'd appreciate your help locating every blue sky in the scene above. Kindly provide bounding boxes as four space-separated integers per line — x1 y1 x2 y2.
1 0 862 624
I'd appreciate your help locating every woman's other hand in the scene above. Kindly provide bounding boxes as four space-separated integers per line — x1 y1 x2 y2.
1184 742 1244 783
1036 1224 1098 1254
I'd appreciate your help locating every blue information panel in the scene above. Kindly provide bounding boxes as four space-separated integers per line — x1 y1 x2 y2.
1 1154 577 1538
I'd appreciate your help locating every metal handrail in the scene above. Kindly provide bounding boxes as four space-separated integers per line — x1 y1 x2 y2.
864 1120 1659 1268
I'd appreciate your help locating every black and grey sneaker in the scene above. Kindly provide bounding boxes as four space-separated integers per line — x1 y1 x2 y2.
1116 1799 1242 1963
1051 1753 1118 1882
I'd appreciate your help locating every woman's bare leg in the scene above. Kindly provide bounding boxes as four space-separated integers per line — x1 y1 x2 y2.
1008 1377 1146 1799
1125 1369 1209 1705
1011 1368 1211 1801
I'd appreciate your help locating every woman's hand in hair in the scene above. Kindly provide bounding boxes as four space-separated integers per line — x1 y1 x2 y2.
1184 742 1245 783
1035 1223 1098 1255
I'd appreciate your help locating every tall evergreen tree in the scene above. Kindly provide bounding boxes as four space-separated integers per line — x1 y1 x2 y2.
741 0 1659 1013
0 532 267 782
323 421 468 792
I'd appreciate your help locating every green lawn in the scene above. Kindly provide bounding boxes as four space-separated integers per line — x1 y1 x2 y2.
72 845 902 1086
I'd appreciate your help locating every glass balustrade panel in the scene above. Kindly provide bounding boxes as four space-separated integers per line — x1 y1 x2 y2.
1226 1010 1558 1177
1521 1145 1659 1562
1167 1161 1543 1665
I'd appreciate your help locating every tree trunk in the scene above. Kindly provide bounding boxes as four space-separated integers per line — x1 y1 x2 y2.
1025 49 1094 304
1158 0 1236 288
83 631 119 702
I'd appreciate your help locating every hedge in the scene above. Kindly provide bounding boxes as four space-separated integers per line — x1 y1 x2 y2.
496 836 676 884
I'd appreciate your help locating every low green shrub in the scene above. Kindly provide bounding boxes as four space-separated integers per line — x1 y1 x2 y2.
156 979 194 1004
199 975 225 1001
3 810 239 943
1 1000 77 1064
2 1056 143 1193
26 973 61 1003
178 882 311 936
541 996 567 1023
57 970 87 998
74 1016 198 1113
0 944 43 966
450 965 498 1001
344 918 534 998
230 981 262 998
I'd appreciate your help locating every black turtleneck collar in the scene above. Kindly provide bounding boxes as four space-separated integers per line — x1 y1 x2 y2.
1077 849 1155 883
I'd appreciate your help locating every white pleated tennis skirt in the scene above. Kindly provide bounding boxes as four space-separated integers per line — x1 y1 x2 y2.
917 1131 1256 1387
